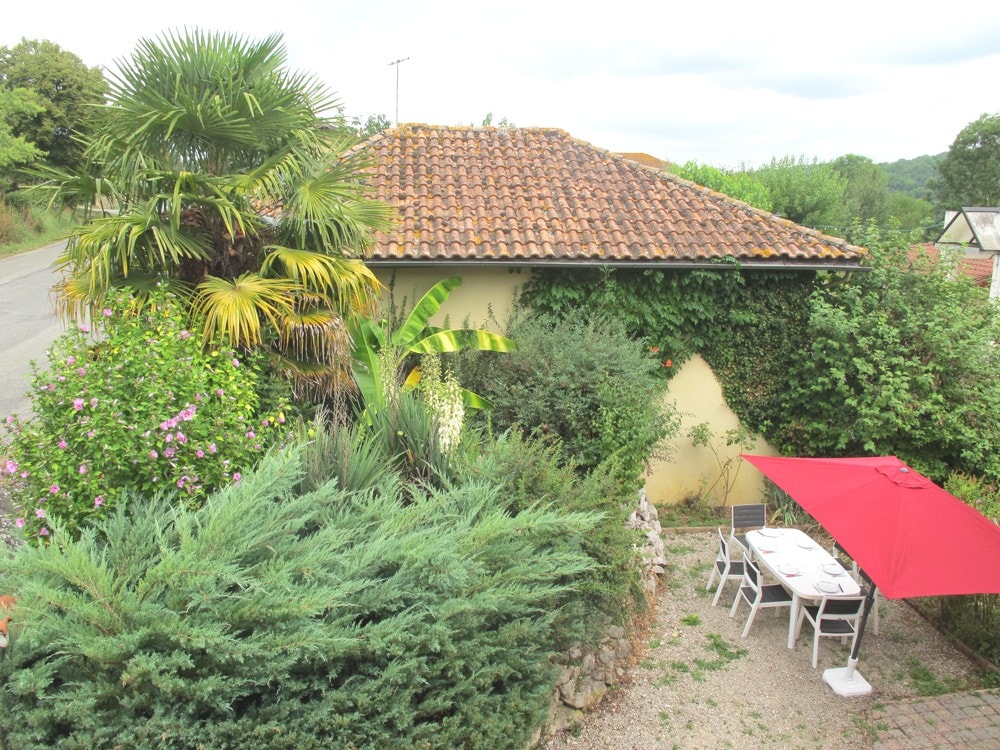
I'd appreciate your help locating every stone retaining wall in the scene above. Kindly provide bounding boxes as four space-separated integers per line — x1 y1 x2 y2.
544 488 666 734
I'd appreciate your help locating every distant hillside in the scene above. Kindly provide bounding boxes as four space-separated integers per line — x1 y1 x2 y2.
878 153 944 202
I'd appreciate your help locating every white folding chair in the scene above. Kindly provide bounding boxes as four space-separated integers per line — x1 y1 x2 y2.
794 595 866 668
706 527 745 607
729 551 792 638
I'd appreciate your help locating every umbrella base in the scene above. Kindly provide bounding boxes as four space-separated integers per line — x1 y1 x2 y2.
823 666 873 697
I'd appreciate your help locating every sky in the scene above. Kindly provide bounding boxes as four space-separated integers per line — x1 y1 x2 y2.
5 0 1000 169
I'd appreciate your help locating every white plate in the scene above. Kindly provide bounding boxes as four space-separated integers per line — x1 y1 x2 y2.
816 580 841 594
797 540 817 550
777 563 799 575
756 542 776 553
757 528 780 538
822 563 846 576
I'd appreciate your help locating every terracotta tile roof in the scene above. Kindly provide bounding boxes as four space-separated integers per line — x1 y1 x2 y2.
358 125 865 268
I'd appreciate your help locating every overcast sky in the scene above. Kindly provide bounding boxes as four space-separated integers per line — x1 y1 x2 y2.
5 0 1000 169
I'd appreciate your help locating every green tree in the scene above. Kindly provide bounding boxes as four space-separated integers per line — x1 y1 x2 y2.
935 112 1000 208
751 155 847 229
349 113 392 140
0 38 107 172
0 88 43 178
32 29 396 402
831 153 890 226
672 161 773 211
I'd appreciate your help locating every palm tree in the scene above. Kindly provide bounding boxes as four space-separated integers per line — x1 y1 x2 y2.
36 29 396 401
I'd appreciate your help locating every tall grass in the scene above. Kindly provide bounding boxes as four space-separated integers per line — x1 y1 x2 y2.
0 199 74 257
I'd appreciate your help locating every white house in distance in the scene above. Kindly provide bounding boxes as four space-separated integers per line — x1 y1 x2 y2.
936 208 1000 298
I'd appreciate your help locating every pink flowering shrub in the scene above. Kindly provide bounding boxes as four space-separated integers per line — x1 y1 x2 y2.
0 288 290 540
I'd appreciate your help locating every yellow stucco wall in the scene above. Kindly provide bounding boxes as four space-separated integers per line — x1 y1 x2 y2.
373 267 525 332
371 266 776 507
643 354 776 507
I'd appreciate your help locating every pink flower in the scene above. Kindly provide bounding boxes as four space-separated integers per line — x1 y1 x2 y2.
90 398 98 408
208 443 218 454
215 388 224 397
232 358 240 367
14 518 24 528
176 432 187 444
233 472 242 483
78 464 88 475
73 398 84 411
87 430 95 438
149 450 158 459
58 440 68 449
102 308 112 317
77 368 87 376
179 330 191 339
67 356 76 365
79 324 89 333
35 508 45 518
195 449 205 458
261 419 270 428
3 459 16 474
94 496 104 508
49 485 59 494
39 527 49 536
245 430 256 439
164 433 173 443
164 446 175 459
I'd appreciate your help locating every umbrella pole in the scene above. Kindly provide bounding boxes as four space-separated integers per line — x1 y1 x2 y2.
822 577 877 697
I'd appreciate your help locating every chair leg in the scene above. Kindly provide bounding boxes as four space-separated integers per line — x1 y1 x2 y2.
711 578 727 607
812 631 820 669
729 590 743 619
872 593 880 636
705 566 718 592
741 600 760 638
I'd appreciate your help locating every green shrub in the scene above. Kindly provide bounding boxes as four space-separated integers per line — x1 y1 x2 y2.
460 314 680 487
775 226 1000 482
0 447 599 750
0 287 289 539
459 429 647 641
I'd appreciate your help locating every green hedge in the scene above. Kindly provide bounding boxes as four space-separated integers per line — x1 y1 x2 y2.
0 448 600 749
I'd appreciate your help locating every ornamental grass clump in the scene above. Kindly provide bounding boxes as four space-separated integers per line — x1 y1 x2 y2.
0 287 289 540
0 446 599 750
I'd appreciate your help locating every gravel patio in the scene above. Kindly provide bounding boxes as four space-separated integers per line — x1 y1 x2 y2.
541 529 991 750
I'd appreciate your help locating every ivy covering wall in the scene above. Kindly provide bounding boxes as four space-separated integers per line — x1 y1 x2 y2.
520 225 1000 485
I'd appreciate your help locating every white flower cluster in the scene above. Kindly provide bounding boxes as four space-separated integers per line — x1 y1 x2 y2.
420 354 465 454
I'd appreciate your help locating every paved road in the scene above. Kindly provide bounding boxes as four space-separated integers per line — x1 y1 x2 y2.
0 242 68 419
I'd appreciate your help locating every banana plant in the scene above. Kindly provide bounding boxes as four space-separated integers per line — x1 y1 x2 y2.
349 276 516 413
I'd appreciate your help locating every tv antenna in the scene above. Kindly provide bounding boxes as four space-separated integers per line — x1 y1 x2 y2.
388 57 410 125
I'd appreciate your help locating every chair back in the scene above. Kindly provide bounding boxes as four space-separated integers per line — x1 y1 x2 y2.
820 596 865 618
717 527 730 558
731 503 767 531
743 554 761 592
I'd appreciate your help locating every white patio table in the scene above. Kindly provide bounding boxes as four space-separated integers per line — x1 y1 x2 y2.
745 527 861 649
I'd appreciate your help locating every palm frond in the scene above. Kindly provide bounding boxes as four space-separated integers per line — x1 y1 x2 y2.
192 273 298 348
260 246 381 314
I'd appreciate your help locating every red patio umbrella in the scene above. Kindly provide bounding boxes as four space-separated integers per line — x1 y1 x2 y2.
742 454 1000 695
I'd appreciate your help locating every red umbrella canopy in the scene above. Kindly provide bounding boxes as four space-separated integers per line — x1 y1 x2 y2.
743 455 1000 599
